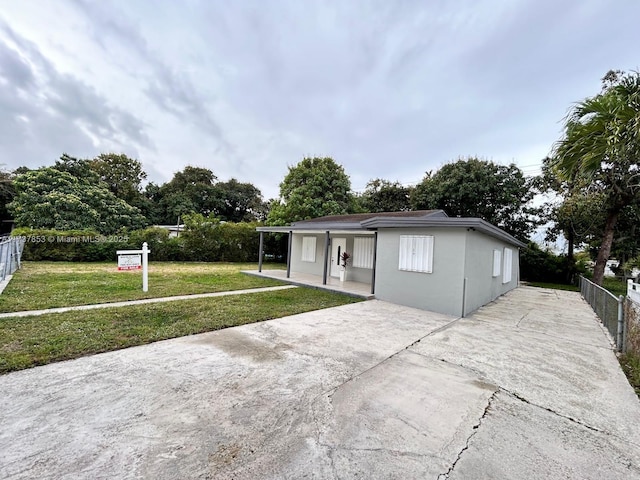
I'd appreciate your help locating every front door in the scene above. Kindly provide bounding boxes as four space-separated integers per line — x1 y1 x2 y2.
330 237 347 277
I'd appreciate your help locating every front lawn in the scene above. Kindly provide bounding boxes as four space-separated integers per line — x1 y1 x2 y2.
0 287 361 373
0 262 285 312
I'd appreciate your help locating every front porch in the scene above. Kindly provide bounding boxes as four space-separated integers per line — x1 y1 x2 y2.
243 270 374 300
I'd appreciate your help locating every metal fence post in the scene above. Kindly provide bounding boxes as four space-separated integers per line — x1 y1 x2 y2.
617 295 625 353
2 240 9 280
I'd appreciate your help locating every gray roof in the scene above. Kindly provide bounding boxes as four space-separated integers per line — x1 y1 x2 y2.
257 209 525 247
287 210 447 230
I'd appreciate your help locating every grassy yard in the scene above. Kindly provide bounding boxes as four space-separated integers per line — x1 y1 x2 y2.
0 287 362 373
601 277 628 298
0 262 286 312
525 277 628 297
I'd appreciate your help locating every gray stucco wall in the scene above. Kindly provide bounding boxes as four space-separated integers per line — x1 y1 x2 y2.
289 234 374 284
290 233 326 276
374 228 466 316
462 230 520 316
342 236 374 284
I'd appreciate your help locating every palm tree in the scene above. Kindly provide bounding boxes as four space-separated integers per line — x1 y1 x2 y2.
552 71 640 285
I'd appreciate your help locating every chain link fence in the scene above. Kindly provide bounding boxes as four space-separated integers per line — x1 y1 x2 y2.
580 276 624 351
0 235 26 283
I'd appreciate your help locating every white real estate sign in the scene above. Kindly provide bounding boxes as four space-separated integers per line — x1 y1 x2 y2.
118 254 142 271
116 242 151 292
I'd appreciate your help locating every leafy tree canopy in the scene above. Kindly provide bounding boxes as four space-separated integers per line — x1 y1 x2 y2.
215 178 266 222
156 166 221 224
9 166 146 233
53 153 100 184
411 157 538 240
267 157 353 225
0 168 15 224
550 70 640 284
359 178 413 213
91 153 147 206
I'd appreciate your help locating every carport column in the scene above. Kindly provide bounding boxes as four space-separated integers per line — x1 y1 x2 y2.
258 231 264 272
370 231 378 294
286 230 293 278
322 230 330 285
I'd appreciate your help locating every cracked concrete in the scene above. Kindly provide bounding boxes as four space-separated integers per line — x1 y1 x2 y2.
1 287 640 479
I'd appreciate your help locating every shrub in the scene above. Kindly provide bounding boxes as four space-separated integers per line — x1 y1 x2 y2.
520 242 581 284
12 228 126 261
12 221 283 263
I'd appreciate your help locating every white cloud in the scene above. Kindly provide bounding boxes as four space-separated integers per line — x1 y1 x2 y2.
1 0 639 199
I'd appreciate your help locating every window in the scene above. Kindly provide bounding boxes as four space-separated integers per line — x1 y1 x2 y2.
353 237 374 269
301 236 316 262
492 249 502 277
503 247 513 284
398 235 433 273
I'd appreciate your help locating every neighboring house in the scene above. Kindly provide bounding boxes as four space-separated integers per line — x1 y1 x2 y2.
153 224 185 238
257 210 525 317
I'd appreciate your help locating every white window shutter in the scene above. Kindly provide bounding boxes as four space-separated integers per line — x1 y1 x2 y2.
301 236 316 262
493 250 502 277
399 235 433 273
503 248 513 283
353 237 374 269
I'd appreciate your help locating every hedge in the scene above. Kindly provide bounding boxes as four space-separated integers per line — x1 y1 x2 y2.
12 224 287 263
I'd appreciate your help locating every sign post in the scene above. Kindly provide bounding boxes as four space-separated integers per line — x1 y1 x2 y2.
117 242 150 292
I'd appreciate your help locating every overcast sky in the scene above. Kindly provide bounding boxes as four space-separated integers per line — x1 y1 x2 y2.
1 0 639 200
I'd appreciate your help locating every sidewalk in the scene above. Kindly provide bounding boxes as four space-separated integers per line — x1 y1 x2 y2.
0 285 298 318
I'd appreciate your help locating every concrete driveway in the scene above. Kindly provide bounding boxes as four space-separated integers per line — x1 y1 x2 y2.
1 287 639 479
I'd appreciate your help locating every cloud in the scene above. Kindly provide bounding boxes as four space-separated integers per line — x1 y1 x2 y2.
1 0 640 200
71 0 230 153
0 19 150 168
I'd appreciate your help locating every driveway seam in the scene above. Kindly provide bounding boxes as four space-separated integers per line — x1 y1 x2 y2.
317 316 463 401
500 387 640 449
408 350 640 449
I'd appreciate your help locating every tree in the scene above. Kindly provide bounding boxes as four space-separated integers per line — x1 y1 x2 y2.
214 178 266 222
411 157 538 240
90 153 147 206
154 166 221 224
8 167 146 233
551 70 640 285
360 179 413 213
53 153 100 184
267 157 353 225
0 168 15 231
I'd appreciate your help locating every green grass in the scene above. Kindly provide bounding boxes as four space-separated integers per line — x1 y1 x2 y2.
0 262 286 312
619 353 640 397
0 287 362 373
601 277 628 298
525 277 628 297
